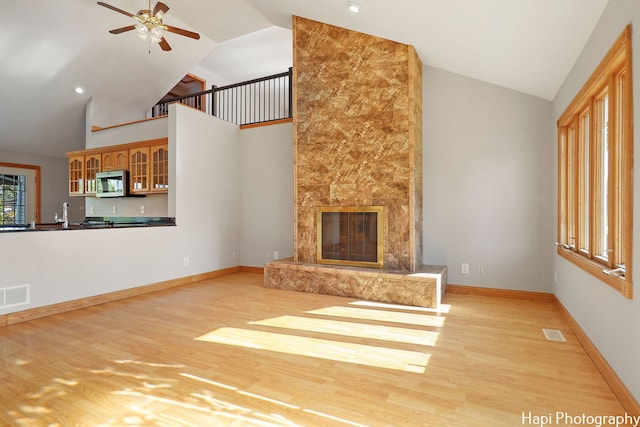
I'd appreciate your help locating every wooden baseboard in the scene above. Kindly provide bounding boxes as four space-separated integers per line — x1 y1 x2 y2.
446 284 554 302
240 265 265 274
2 266 244 327
553 296 640 416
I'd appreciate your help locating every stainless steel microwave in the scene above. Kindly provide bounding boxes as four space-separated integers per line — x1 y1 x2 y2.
96 170 128 197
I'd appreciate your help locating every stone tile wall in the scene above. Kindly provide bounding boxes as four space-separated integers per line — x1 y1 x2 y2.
293 16 423 271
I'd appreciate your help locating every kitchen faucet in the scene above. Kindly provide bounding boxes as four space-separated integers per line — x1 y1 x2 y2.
55 202 69 229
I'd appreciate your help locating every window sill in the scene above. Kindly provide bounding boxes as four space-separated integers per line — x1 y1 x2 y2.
557 248 632 299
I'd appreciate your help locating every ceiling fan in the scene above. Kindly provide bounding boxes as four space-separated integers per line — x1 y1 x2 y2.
97 1 200 52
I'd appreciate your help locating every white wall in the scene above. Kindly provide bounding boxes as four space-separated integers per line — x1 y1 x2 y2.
239 123 294 266
172 104 241 268
87 194 168 218
85 105 169 149
0 104 242 315
423 65 555 292
552 0 640 403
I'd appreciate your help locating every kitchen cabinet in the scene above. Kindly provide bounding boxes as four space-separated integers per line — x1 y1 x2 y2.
150 144 169 193
129 146 150 194
102 150 128 171
127 143 169 195
67 138 168 196
68 155 84 195
84 154 101 195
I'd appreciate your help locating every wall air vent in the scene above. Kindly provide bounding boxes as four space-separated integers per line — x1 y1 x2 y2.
542 328 566 342
1 284 30 309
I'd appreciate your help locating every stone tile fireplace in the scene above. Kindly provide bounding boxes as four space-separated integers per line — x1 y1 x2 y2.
264 16 446 308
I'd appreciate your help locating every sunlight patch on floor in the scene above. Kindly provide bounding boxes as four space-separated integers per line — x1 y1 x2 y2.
249 315 439 346
181 372 368 427
196 327 430 373
112 389 290 427
13 358 29 366
114 359 185 369
237 390 300 409
350 300 452 314
306 306 446 328
179 372 238 391
302 408 370 426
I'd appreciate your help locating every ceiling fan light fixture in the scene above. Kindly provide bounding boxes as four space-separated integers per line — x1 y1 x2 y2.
98 1 200 52
150 26 164 43
135 22 149 41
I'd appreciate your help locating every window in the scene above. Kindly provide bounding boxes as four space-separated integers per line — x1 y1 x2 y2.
557 25 633 298
0 163 40 225
0 174 26 224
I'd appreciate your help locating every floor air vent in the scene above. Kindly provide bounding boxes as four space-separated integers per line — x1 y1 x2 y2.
1 284 30 309
542 328 566 342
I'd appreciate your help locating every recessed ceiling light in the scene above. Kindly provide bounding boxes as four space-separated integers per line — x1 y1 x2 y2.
346 1 361 13
75 87 84 94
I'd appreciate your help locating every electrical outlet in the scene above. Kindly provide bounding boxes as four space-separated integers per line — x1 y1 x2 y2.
183 257 189 267
112 206 117 214
233 251 237 259
90 206 94 215
478 265 485 275
274 251 279 260
461 263 470 274
140 205 145 214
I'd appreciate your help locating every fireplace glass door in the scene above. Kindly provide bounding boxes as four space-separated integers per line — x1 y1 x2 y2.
317 206 383 268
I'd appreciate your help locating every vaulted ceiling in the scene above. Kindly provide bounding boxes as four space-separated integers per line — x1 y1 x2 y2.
0 0 609 157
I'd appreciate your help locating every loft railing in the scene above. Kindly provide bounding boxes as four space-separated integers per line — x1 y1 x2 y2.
151 68 293 126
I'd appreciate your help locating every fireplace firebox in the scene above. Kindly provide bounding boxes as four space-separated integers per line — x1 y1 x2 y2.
316 206 384 268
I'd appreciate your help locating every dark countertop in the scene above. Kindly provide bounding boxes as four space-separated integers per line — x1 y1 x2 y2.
0 217 176 232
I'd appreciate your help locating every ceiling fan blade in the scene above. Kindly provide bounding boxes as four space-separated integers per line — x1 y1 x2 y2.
109 25 136 34
153 2 170 18
97 1 135 18
159 37 172 51
165 25 201 40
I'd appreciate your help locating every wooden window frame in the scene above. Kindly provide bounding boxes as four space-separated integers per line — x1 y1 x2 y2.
557 25 633 298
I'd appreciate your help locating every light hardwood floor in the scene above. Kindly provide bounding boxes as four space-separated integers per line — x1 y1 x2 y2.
0 272 630 426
